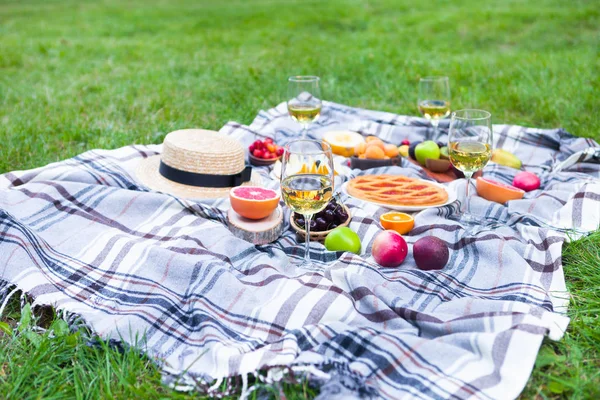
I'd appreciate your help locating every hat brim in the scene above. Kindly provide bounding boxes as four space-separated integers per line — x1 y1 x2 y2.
136 155 263 199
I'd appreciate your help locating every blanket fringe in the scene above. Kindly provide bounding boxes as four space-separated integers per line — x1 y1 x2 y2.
1 280 374 398
0 285 19 319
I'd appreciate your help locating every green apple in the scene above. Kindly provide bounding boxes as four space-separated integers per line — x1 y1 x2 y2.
415 141 440 166
324 227 361 254
439 146 449 160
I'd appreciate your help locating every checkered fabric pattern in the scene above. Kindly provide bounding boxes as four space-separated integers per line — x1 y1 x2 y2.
1 100 599 399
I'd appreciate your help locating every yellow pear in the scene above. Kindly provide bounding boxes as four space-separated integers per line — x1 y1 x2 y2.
491 149 522 169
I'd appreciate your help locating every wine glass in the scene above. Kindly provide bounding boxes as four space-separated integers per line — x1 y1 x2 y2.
418 76 451 141
281 140 334 268
287 76 322 139
448 109 493 225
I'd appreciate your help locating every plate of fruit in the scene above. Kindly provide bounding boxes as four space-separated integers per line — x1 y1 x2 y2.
248 138 284 166
350 136 402 170
289 197 351 242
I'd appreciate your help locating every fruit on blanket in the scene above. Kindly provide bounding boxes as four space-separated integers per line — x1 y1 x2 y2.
229 186 280 220
323 131 365 157
439 146 449 160
408 141 422 160
398 145 409 158
354 142 367 156
365 136 385 149
379 212 414 235
415 140 441 165
249 139 283 160
384 143 399 158
294 198 349 232
512 171 541 192
324 227 361 254
476 177 524 203
372 230 408 268
401 139 410 146
426 158 451 172
365 145 386 160
354 138 398 161
413 236 449 271
491 149 522 169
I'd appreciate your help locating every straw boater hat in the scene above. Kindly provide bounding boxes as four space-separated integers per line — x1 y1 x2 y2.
136 129 261 199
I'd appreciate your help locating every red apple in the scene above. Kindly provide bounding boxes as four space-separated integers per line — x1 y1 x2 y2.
372 230 408 268
512 171 540 192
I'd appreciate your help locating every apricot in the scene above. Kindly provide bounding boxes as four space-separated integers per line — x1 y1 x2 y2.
383 144 399 158
354 142 366 156
365 145 385 159
366 138 385 150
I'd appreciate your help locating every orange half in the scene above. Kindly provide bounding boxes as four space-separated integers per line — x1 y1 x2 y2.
379 212 414 235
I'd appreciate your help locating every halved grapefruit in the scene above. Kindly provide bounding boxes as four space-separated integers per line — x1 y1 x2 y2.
323 131 366 157
476 177 524 204
229 186 280 220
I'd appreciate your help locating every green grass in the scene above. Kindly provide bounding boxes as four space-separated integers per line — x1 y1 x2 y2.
0 300 316 399
0 0 598 398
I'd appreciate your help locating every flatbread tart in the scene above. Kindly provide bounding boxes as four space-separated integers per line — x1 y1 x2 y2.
346 174 448 206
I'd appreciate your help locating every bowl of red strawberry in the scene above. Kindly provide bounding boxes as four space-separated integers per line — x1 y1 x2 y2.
249 138 284 166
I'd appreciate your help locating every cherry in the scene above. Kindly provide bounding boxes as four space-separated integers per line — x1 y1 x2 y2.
253 149 264 158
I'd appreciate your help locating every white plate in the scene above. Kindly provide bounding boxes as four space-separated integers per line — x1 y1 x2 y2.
340 179 457 212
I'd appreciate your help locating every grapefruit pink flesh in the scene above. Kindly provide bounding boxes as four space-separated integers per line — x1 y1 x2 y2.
476 177 524 204
230 186 280 220
232 186 277 201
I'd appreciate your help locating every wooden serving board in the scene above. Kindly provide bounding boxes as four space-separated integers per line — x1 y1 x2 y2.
227 206 283 245
406 158 482 183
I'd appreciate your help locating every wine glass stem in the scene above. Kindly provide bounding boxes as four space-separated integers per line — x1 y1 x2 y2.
302 124 308 139
303 213 313 265
431 118 439 141
463 172 473 215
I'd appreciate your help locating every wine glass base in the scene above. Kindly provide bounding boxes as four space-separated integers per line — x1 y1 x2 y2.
448 213 491 234
289 259 314 269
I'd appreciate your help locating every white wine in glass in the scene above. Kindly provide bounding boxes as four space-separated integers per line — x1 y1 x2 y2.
281 174 333 215
288 104 322 125
418 76 451 141
287 76 322 139
448 109 493 225
449 142 492 174
281 140 334 268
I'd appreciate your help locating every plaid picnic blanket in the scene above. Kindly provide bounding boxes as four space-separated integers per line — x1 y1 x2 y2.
1 100 599 399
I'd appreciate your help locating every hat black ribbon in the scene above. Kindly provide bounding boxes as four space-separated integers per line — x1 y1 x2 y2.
159 162 252 188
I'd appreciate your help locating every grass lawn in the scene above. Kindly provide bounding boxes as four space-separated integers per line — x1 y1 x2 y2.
1 0 599 398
